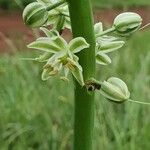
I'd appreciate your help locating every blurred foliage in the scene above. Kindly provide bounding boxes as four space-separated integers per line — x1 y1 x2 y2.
0 0 150 10
0 30 150 149
93 0 150 8
0 0 34 10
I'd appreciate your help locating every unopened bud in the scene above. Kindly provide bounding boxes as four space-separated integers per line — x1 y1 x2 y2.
113 12 142 36
23 2 48 28
100 77 130 103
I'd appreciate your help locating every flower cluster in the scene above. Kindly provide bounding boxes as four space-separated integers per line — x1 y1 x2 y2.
23 0 70 29
94 22 125 66
28 28 89 86
23 0 144 104
93 12 142 103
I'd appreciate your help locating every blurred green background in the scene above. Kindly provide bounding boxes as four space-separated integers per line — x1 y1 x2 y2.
0 0 150 150
0 0 150 9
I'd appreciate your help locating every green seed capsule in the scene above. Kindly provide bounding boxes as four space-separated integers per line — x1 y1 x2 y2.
100 77 130 103
113 12 142 36
23 2 48 28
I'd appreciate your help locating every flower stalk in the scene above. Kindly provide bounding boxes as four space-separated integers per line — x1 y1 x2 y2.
67 0 96 149
22 0 148 149
95 26 115 37
46 0 66 11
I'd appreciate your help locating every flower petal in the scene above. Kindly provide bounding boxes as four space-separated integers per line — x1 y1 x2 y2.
97 41 125 54
67 58 84 86
68 37 89 53
40 27 59 37
96 53 111 65
94 22 103 35
28 36 67 53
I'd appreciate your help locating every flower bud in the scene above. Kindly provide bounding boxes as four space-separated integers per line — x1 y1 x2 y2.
23 2 48 28
113 12 142 36
100 77 130 103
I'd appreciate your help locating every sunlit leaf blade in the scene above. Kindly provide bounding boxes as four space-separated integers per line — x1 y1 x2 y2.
96 53 111 65
69 37 89 53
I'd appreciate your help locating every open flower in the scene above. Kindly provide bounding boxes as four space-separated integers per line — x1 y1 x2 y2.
28 32 89 86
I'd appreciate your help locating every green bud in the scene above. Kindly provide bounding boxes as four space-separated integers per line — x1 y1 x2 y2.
97 40 125 53
113 12 142 36
54 15 65 32
100 77 130 103
23 2 48 28
96 53 111 66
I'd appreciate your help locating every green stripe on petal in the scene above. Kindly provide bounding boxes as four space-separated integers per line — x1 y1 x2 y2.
23 2 48 28
28 36 68 53
52 36 68 50
40 27 59 37
107 77 130 98
69 37 89 53
96 53 111 65
97 41 125 54
28 38 62 53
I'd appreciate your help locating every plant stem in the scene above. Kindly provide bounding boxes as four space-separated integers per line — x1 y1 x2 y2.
46 0 66 11
139 22 150 30
95 26 115 37
128 99 150 105
67 0 96 150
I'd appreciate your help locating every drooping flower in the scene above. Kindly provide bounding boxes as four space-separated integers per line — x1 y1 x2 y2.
28 29 89 86
23 2 49 28
100 77 130 103
113 12 142 36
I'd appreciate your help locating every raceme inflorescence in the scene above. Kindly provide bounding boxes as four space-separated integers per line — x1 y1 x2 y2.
23 0 150 105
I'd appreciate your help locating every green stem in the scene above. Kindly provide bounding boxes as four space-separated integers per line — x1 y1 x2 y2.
95 26 115 38
46 0 66 11
139 22 150 30
67 0 96 150
128 99 150 105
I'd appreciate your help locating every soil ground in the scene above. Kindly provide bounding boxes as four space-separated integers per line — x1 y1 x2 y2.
0 8 150 52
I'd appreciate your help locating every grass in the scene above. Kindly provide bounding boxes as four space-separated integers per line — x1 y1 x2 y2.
0 30 150 149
